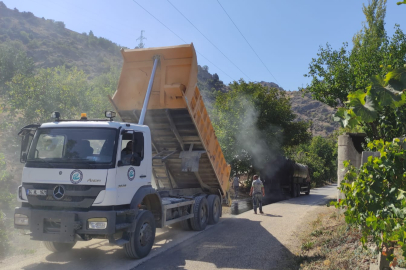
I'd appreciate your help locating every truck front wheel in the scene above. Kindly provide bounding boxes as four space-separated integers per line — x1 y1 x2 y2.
124 210 156 259
43 241 76 253
190 196 209 231
208 195 220 225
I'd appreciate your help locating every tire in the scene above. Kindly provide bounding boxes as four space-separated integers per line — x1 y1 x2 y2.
43 241 76 253
305 183 311 195
190 196 209 231
124 210 156 259
180 218 192 231
207 195 221 225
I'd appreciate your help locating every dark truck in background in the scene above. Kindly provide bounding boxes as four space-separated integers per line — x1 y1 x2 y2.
261 157 311 205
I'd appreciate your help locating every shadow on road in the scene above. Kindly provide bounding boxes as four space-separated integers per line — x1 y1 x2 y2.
260 213 283 218
20 217 298 270
135 218 298 270
19 224 205 270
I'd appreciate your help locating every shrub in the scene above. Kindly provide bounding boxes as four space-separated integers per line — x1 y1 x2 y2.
0 210 10 258
0 153 13 259
334 138 406 263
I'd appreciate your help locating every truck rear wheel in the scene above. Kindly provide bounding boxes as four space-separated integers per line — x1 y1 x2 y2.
43 241 76 253
124 210 156 259
190 196 209 231
208 195 220 225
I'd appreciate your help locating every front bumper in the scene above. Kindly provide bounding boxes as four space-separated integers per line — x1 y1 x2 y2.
15 207 118 243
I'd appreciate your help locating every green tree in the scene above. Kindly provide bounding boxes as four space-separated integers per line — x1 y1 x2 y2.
304 0 406 108
334 67 406 141
0 40 34 96
88 66 120 118
213 80 311 175
1 66 92 155
6 66 91 123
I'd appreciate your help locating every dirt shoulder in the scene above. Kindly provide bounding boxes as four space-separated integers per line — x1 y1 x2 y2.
292 203 379 270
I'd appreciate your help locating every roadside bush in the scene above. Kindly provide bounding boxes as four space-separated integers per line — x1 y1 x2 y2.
334 138 406 263
0 153 14 210
0 153 13 259
0 210 10 258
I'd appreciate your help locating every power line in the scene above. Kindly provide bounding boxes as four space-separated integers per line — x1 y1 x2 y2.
166 0 251 81
131 0 235 81
216 0 279 85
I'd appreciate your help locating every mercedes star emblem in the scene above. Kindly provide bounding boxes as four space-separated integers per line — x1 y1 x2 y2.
53 185 65 200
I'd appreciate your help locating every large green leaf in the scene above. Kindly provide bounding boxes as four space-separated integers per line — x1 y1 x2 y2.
333 107 359 128
333 107 346 122
368 75 394 107
385 67 406 93
348 90 377 123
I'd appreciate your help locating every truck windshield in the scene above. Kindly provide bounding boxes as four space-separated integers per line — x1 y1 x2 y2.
27 128 117 164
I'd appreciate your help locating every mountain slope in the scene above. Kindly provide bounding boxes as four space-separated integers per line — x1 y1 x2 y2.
288 91 339 137
260 81 339 137
0 2 123 77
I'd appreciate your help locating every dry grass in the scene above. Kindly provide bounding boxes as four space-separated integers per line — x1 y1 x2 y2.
296 206 378 270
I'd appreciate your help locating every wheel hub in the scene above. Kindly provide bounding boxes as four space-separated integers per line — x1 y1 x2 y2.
139 222 152 246
200 204 207 224
213 201 218 217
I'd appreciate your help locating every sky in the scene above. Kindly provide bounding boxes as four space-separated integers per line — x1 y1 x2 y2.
2 0 406 91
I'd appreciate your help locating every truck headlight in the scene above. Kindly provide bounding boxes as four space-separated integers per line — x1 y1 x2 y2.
15 214 29 226
88 218 107 230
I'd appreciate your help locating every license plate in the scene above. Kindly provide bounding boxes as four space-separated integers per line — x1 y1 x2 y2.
27 189 47 196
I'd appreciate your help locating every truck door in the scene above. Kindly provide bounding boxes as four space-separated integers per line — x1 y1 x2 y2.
116 131 148 205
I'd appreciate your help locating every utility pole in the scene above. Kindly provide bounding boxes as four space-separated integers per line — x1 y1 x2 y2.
136 30 146 49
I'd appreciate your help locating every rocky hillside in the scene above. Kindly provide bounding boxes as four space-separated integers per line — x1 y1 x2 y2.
0 1 338 137
260 82 339 137
288 91 339 137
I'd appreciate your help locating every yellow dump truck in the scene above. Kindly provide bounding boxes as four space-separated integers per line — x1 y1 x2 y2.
111 44 231 200
14 43 231 260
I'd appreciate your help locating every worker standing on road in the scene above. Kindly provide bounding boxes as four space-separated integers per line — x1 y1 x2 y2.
232 174 240 198
249 175 265 214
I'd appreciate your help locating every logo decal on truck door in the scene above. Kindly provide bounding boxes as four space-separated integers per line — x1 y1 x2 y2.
127 167 136 181
70 169 83 184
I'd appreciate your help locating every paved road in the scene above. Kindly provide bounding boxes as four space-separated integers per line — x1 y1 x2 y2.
2 184 337 270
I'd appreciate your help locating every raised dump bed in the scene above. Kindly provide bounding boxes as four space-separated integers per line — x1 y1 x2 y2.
111 44 231 200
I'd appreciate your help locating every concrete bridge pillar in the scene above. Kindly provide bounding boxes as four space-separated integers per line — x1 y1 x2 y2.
337 133 365 201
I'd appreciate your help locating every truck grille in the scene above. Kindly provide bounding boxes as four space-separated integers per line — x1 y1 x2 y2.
23 183 105 209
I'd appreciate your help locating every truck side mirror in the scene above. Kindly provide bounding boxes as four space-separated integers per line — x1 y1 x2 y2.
20 153 27 163
20 134 32 163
